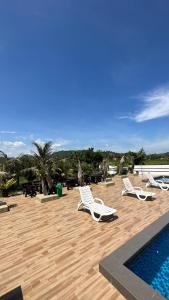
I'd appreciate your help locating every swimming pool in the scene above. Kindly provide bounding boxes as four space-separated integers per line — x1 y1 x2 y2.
127 225 169 299
155 176 169 184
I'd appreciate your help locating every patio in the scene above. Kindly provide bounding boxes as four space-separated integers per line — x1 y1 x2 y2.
0 175 168 300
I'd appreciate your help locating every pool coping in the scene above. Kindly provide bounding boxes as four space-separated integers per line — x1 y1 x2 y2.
99 212 169 300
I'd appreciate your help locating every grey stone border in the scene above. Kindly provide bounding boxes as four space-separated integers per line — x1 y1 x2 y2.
99 212 169 300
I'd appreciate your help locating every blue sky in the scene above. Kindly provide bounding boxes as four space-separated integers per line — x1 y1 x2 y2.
1 0 169 156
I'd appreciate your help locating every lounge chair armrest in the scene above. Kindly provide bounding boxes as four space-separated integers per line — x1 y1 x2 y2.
133 186 143 191
95 197 104 205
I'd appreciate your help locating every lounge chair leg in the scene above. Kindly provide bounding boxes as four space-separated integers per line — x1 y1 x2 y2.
77 201 82 211
137 194 147 201
160 185 169 191
91 211 101 222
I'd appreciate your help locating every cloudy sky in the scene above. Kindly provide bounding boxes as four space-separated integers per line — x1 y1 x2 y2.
1 0 169 156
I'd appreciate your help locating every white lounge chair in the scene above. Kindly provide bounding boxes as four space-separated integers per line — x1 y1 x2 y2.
122 178 155 201
78 186 117 222
146 173 169 190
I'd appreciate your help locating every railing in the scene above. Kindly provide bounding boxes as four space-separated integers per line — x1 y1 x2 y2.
134 165 169 176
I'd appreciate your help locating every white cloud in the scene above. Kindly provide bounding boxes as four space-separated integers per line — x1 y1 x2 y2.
117 116 131 120
34 138 45 146
51 143 62 150
51 139 70 150
0 131 17 134
0 140 27 156
0 141 26 148
134 86 169 122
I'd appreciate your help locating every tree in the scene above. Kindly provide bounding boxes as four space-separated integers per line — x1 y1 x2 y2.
127 151 135 173
127 148 146 173
0 151 8 171
100 159 109 181
134 148 146 165
19 154 35 169
119 155 125 175
33 141 53 195
6 157 23 186
77 160 81 185
20 167 37 183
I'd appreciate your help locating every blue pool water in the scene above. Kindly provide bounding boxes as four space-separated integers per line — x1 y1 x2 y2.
127 225 169 299
155 176 169 184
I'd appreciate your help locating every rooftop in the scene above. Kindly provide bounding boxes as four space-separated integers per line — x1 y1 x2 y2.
0 176 168 300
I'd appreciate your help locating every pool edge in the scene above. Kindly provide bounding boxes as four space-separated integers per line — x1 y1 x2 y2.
99 212 169 300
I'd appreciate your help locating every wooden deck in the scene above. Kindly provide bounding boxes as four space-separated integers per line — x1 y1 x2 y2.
0 175 169 300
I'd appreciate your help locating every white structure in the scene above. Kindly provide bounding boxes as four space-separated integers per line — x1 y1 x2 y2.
122 178 155 201
78 186 117 222
134 165 169 177
146 173 169 190
108 165 117 175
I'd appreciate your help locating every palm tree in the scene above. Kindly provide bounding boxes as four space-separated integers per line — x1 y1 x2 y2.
33 141 53 195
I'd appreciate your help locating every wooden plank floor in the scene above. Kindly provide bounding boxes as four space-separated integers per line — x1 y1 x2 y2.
0 175 169 300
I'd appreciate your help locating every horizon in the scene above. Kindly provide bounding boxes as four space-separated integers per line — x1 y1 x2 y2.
1 142 169 158
1 1 169 155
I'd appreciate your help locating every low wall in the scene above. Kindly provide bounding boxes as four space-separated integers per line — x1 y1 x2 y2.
134 165 169 176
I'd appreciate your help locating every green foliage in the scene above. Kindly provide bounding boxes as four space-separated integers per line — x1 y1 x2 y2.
19 154 35 169
81 162 93 176
51 148 103 180
1 144 169 196
6 157 24 186
52 148 103 167
145 158 169 165
0 178 16 191
127 148 146 166
0 150 8 171
20 167 37 183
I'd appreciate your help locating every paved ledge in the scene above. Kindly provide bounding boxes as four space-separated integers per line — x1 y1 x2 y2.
0 205 9 213
1 176 169 300
99 181 115 187
36 194 59 203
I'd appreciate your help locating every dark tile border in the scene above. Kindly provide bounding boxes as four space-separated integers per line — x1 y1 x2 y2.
99 212 169 300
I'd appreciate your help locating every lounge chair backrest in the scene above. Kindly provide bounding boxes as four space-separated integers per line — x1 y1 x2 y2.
79 186 94 205
146 173 155 184
123 178 134 192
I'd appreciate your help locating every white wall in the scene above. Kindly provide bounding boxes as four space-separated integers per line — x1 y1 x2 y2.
134 165 169 176
108 165 117 175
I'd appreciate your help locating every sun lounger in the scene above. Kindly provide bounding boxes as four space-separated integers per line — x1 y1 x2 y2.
78 186 117 222
146 173 169 190
122 177 155 200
